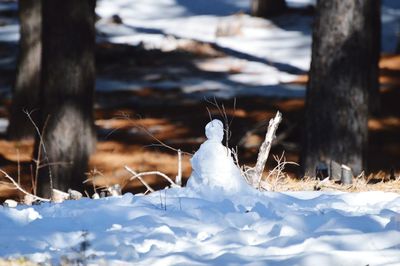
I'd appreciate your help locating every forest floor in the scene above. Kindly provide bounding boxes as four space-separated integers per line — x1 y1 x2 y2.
0 41 399 200
0 1 399 200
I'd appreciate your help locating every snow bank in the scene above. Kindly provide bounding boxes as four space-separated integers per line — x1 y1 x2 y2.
1 190 400 265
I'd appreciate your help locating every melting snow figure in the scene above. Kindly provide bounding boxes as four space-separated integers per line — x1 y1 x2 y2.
187 119 248 193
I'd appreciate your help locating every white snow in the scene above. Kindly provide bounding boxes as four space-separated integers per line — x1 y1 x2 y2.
1 190 400 265
92 0 400 98
1 1 400 97
187 120 249 194
0 118 9 134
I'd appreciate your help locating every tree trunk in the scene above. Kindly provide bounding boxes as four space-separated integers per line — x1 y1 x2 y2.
369 0 381 114
302 0 376 176
36 0 96 197
251 0 286 18
7 0 41 139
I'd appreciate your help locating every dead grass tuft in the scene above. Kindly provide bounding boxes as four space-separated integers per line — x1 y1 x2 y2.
265 172 400 193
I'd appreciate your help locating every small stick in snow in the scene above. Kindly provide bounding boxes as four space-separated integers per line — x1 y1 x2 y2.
175 149 182 186
247 111 282 188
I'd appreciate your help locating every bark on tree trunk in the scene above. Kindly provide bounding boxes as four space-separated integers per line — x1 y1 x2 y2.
36 0 97 197
251 0 286 18
369 0 381 114
7 0 41 139
302 0 375 176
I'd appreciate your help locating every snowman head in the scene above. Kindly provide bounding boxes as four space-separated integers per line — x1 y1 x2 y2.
205 119 224 142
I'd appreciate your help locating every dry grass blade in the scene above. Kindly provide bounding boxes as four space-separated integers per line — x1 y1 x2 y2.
264 152 298 191
204 97 236 152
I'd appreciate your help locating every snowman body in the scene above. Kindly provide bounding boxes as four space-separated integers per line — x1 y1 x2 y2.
187 119 248 193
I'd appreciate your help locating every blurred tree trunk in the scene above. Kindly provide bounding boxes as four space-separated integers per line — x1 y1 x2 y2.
369 0 381 114
7 0 41 139
251 0 286 18
302 0 377 176
36 0 97 197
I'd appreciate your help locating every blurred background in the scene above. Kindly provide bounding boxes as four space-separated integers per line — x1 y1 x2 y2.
0 0 399 198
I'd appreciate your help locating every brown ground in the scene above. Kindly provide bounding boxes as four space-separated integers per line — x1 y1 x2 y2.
0 42 399 201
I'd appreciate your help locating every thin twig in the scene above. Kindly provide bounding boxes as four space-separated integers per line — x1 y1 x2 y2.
0 169 49 202
30 165 35 195
124 166 155 192
37 161 72 169
206 107 213 122
143 144 192 156
204 97 236 154
125 166 177 187
120 112 192 156
25 110 53 196
16 149 20 186
265 152 298 191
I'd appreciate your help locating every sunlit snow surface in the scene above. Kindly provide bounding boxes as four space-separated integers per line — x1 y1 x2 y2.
1 0 400 97
1 190 400 265
93 0 400 98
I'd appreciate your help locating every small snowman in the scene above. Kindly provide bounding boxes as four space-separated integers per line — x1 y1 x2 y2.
187 119 248 193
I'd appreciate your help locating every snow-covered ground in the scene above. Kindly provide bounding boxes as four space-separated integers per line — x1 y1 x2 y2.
1 120 400 265
1 189 400 265
1 2 400 265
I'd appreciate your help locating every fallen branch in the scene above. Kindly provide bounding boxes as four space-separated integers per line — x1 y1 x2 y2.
124 166 155 193
246 111 282 189
125 166 178 190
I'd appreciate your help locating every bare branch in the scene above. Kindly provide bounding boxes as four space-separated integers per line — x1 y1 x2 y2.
124 166 155 192
246 111 282 189
0 169 49 202
125 166 177 187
